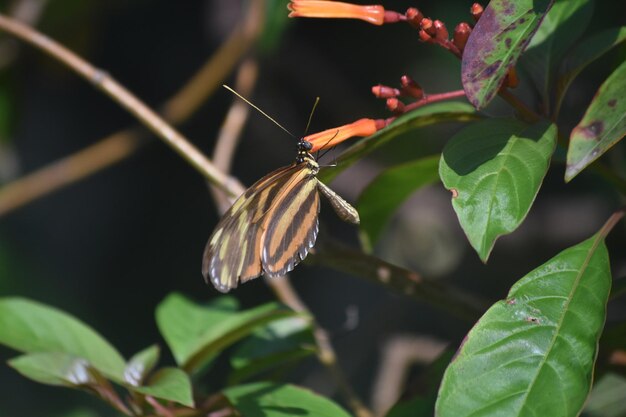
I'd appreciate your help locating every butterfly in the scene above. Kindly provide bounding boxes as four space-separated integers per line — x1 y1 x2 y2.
202 136 360 293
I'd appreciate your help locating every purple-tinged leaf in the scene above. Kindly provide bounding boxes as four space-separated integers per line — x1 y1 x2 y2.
565 60 626 181
462 0 554 109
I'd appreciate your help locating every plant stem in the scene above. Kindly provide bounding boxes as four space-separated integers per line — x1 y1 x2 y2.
0 13 234 193
0 0 265 217
498 88 541 123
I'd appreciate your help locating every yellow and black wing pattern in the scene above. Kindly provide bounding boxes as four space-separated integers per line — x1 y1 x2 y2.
202 159 320 293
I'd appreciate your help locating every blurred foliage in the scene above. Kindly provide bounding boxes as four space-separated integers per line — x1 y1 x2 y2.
0 0 625 416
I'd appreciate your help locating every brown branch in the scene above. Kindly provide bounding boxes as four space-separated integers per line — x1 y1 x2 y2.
0 13 233 193
209 59 259 213
0 128 146 216
0 0 265 216
307 238 489 322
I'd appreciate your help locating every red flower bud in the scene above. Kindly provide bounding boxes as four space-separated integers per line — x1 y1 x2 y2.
420 18 436 36
471 3 483 22
453 22 471 51
418 29 432 42
372 85 401 98
386 98 405 113
405 7 423 29
400 75 424 99
433 20 449 41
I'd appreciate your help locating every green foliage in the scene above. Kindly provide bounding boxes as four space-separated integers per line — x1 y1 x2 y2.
357 155 440 248
566 60 626 181
229 316 316 384
130 367 194 407
155 293 303 373
0 295 328 414
555 26 626 115
584 373 626 417
522 0 594 106
436 232 611 417
440 119 557 261
2 0 626 416
0 297 126 382
222 382 352 417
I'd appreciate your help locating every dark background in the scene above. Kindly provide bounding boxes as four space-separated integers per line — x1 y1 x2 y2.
0 1 624 416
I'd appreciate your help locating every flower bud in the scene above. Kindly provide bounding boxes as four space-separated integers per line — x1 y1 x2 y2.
453 22 471 51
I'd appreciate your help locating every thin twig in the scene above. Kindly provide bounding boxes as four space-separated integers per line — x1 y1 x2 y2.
265 276 375 417
0 13 233 192
0 128 146 216
0 0 265 216
209 59 259 213
498 88 541 123
308 238 489 322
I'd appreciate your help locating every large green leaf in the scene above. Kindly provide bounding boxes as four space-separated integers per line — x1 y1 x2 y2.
223 382 351 417
357 155 440 248
319 102 477 183
584 373 626 417
522 0 594 108
229 317 315 384
129 367 194 408
436 231 611 417
565 60 626 181
555 26 626 117
8 351 98 387
0 297 126 381
461 0 554 109
155 293 300 373
440 119 557 261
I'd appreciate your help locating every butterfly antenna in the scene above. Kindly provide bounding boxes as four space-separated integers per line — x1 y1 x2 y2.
304 97 320 136
223 85 297 139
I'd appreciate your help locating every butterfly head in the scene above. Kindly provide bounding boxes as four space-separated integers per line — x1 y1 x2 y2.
295 138 314 164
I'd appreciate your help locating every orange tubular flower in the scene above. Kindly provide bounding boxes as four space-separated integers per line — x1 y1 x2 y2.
305 118 381 152
288 1 385 26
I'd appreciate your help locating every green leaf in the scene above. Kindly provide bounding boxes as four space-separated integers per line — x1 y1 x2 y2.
223 382 351 417
555 26 626 116
319 102 477 183
565 60 626 181
130 368 194 408
229 317 315 384
8 351 98 387
440 119 557 261
357 155 440 248
124 345 160 386
462 0 554 109
155 293 300 373
522 0 594 107
0 297 126 381
584 373 626 417
436 232 611 417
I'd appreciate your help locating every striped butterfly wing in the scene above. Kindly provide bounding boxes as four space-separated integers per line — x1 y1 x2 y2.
261 172 320 277
202 163 302 292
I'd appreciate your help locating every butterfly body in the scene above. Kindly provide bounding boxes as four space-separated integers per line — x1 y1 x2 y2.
203 139 358 293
